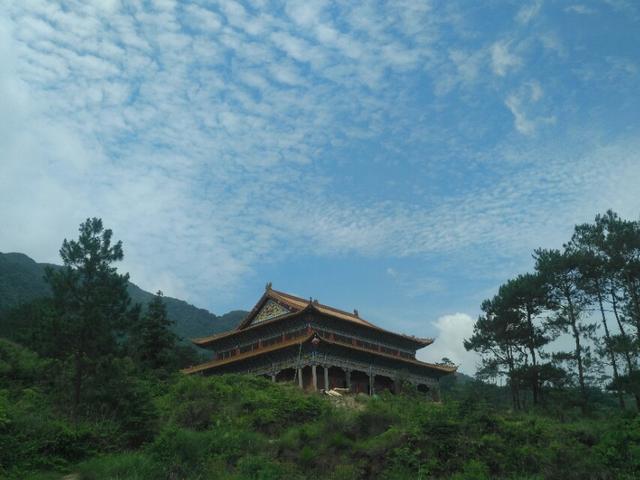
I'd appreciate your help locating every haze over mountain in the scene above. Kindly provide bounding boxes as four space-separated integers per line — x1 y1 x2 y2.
0 251 246 341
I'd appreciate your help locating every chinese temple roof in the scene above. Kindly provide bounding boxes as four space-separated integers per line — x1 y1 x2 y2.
192 286 434 348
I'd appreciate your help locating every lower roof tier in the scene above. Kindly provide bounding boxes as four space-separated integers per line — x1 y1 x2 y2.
183 329 456 377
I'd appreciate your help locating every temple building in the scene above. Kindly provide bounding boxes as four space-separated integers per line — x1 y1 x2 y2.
183 285 456 398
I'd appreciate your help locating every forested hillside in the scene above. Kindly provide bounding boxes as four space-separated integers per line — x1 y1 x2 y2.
0 252 246 341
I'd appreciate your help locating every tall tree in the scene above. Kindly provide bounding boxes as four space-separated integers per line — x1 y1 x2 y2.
465 297 527 409
569 216 630 409
133 290 177 371
598 211 640 404
593 212 637 371
535 248 597 412
44 218 132 417
604 214 640 336
498 273 552 405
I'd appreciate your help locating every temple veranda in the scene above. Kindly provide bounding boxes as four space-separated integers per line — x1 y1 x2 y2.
183 286 456 399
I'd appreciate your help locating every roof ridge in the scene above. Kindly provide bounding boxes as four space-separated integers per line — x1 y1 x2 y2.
270 288 375 325
268 288 432 344
194 287 434 348
267 289 307 309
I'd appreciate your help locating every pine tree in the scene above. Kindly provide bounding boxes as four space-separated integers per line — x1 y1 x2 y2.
498 273 552 405
44 218 131 417
535 248 597 412
133 291 177 371
465 297 527 409
596 211 640 406
569 217 628 408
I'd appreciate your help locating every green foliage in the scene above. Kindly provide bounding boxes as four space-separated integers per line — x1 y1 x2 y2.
0 299 59 357
83 357 158 447
2 358 640 479
0 338 49 387
159 374 326 434
0 386 94 477
0 340 157 478
43 218 133 417
131 291 178 372
74 452 164 480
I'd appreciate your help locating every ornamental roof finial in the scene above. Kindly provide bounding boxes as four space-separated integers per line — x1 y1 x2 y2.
265 281 272 291
353 309 359 317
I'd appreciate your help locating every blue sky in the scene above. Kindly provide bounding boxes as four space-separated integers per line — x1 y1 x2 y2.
1 0 639 373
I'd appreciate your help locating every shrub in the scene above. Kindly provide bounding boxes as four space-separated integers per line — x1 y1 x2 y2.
236 454 303 480
149 426 211 475
0 388 96 476
0 339 49 388
75 452 163 480
160 375 327 434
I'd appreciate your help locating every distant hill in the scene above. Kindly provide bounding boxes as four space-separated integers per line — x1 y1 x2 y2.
0 252 247 340
439 370 475 393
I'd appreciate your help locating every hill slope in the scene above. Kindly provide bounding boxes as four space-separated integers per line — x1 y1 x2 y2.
0 251 246 340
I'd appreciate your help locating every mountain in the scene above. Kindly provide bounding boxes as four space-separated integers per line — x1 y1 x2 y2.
0 252 247 340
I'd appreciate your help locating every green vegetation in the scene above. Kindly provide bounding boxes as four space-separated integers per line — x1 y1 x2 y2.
1 215 639 479
2 342 639 479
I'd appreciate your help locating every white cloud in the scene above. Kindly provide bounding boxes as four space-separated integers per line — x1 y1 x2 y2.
285 1 327 28
505 94 536 135
505 81 555 135
516 0 543 24
434 48 486 95
419 313 481 375
386 267 443 297
564 5 596 15
491 40 521 76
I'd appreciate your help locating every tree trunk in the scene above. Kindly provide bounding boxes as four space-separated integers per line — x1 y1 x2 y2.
566 289 587 413
73 323 88 422
611 288 636 376
73 350 83 421
612 288 640 410
507 347 519 410
597 290 625 409
525 307 539 405
627 282 640 411
626 276 640 336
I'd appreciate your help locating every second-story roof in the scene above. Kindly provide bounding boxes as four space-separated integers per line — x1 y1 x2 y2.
192 285 434 348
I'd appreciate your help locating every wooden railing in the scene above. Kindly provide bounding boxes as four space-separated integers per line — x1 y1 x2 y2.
216 326 309 360
215 324 416 362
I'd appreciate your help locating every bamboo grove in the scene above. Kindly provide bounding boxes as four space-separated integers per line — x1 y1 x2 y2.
465 211 640 412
